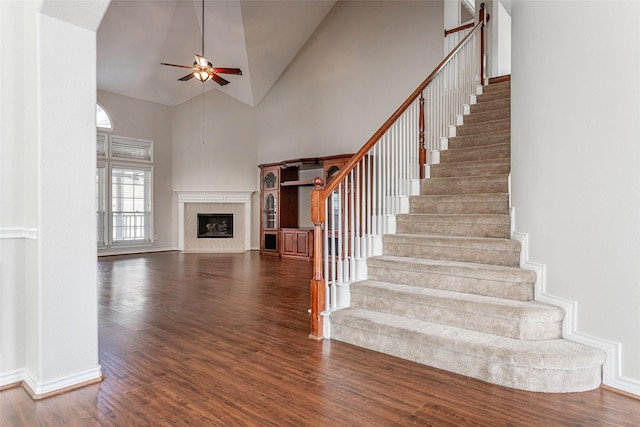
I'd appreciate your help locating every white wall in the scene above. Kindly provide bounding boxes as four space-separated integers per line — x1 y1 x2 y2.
97 91 175 254
256 0 444 165
0 0 27 380
172 88 258 248
511 0 640 392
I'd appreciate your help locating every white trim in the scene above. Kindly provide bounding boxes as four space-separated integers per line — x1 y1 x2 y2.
22 366 102 397
0 368 25 388
98 246 178 257
512 229 640 397
0 227 38 240
175 191 253 252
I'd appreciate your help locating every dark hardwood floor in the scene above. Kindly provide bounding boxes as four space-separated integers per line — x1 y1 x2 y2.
2 251 639 426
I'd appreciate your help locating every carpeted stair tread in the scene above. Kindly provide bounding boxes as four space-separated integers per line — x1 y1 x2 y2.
480 80 510 93
440 143 510 163
349 280 563 340
462 108 510 124
448 129 510 149
429 158 510 177
476 89 511 103
382 234 520 266
367 255 535 300
456 118 511 137
396 212 511 238
421 174 509 195
409 193 509 215
330 308 606 392
470 97 510 114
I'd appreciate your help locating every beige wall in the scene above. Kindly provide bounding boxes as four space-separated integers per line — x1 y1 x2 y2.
171 89 257 192
511 0 640 389
255 0 444 164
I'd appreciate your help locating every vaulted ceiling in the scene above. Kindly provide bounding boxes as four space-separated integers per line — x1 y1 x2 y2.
97 0 336 107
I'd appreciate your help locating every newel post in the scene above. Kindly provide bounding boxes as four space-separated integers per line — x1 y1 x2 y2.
418 91 426 179
479 2 486 84
309 177 326 340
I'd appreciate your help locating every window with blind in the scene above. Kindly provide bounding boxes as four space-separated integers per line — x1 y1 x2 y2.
96 127 153 248
111 165 152 243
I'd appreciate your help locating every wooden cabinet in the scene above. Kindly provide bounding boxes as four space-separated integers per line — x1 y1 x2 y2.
281 228 313 261
258 154 353 260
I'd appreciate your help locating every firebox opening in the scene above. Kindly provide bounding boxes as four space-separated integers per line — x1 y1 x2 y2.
197 213 233 238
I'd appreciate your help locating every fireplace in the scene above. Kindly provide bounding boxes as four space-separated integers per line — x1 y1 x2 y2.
197 213 233 238
176 191 252 252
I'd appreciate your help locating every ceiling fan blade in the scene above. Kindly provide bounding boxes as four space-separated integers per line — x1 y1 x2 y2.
210 73 230 86
213 68 242 76
161 62 194 69
178 73 195 81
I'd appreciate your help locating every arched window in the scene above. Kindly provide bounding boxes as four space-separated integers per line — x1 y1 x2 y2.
96 104 112 130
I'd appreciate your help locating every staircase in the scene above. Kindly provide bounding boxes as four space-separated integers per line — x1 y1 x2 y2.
330 79 606 393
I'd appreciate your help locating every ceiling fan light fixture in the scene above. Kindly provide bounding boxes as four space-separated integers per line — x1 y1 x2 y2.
194 70 211 82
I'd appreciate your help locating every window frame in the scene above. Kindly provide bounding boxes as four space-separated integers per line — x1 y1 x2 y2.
109 161 154 246
96 128 154 249
96 104 113 132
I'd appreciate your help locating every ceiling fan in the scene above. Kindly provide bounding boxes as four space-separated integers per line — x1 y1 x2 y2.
161 0 242 86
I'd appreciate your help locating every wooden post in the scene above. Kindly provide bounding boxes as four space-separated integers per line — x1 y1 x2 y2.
309 177 325 339
418 92 426 179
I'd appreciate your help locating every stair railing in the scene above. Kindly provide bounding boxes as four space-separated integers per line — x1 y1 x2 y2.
444 20 475 54
309 4 489 339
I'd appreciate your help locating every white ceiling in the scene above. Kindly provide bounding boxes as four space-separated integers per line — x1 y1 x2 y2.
97 0 336 107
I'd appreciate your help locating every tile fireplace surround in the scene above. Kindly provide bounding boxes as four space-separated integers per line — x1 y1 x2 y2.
176 191 252 252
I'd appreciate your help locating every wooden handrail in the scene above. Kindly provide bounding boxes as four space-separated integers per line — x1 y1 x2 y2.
308 3 488 339
444 21 474 37
316 5 486 202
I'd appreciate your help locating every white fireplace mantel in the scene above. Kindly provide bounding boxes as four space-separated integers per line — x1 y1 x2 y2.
176 191 253 251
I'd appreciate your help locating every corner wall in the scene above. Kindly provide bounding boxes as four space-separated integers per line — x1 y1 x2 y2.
511 0 640 394
256 0 444 164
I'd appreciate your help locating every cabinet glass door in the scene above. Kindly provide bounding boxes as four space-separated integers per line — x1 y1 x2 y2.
264 193 277 229
264 172 277 189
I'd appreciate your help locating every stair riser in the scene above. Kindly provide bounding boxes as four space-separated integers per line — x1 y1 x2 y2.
463 109 510 124
430 162 510 177
421 179 508 195
456 119 510 137
366 267 533 300
448 131 510 149
441 144 510 163
330 318 603 393
350 292 561 340
382 242 520 267
396 221 511 238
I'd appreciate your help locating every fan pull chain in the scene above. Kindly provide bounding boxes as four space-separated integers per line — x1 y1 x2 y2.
202 83 205 144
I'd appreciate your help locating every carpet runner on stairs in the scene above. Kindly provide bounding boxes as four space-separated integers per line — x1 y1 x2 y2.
329 78 606 393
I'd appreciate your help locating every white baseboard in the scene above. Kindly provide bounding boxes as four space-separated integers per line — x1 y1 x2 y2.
23 365 103 398
512 230 640 397
98 246 178 257
0 368 25 388
2 365 103 397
